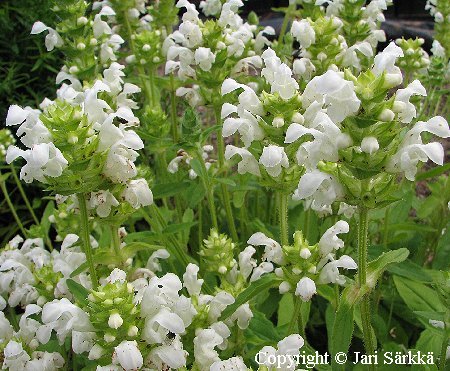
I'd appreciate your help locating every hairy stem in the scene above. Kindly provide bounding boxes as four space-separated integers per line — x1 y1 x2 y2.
278 192 289 246
214 106 238 241
76 193 98 289
358 206 376 369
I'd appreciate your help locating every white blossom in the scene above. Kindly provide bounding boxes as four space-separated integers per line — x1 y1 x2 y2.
387 116 450 180
122 179 153 209
31 21 63 51
295 277 317 301
112 340 143 371
291 20 315 48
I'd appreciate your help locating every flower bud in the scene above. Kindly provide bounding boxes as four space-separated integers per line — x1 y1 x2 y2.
127 325 139 337
300 248 311 259
77 16 88 25
142 44 151 51
108 313 123 329
279 281 291 294
361 137 379 155
77 43 86 50
69 66 79 74
272 116 285 128
291 112 304 124
90 38 98 46
295 277 316 301
104 333 116 343
378 108 395 122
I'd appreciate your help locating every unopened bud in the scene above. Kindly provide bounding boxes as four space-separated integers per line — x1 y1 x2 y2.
300 248 311 259
272 116 285 128
108 313 123 329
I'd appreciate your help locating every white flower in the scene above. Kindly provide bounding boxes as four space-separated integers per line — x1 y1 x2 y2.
37 298 93 344
6 105 50 147
431 40 446 58
341 42 374 71
248 232 284 264
338 203 357 218
31 21 63 51
258 334 304 371
89 190 120 217
372 42 404 87
194 328 226 370
393 80 427 123
293 58 316 81
176 86 203 107
318 255 357 284
225 145 260 176
0 311 14 343
183 263 204 296
194 47 216 71
98 122 144 183
285 112 350 170
319 220 350 255
200 0 222 16
2 341 31 370
295 277 317 301
238 246 257 280
259 145 289 177
148 335 187 369
228 303 253 329
179 21 203 48
293 170 344 210
6 143 68 183
122 179 153 209
302 70 360 124
211 357 247 371
387 116 450 180
113 341 143 371
291 20 315 48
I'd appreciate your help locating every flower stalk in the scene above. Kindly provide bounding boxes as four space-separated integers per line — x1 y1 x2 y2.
76 193 98 289
358 206 376 367
214 105 238 242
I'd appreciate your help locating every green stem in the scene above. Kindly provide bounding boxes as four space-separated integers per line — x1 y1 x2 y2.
214 106 238 241
0 170 27 237
278 192 289 246
170 74 179 143
76 193 98 290
277 3 295 44
110 225 122 259
10 164 39 225
287 296 304 337
438 332 448 371
358 206 376 367
304 207 311 242
122 10 154 107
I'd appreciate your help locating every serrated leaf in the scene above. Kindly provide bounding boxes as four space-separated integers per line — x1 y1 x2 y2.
219 274 281 321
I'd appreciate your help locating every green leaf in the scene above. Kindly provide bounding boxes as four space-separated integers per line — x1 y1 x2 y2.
219 274 281 321
331 293 355 369
277 293 295 328
152 181 190 199
40 201 55 236
366 248 409 289
163 221 198 235
122 242 165 258
393 276 446 318
66 279 90 306
387 259 433 283
415 163 450 181
189 158 207 180
214 177 236 187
